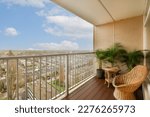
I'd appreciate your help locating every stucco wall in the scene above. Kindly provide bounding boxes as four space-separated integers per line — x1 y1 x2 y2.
146 26 150 49
94 16 143 51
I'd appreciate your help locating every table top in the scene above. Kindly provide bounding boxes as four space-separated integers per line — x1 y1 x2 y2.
103 67 119 72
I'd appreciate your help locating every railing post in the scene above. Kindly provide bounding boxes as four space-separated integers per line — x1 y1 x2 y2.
16 59 19 100
66 54 69 96
45 56 48 100
6 60 9 100
32 57 35 99
39 57 42 100
25 58 27 100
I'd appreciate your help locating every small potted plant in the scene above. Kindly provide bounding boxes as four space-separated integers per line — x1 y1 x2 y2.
96 49 106 79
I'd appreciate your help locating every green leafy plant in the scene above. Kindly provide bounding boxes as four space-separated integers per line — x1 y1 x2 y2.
96 49 107 69
104 43 127 66
121 50 144 70
146 50 150 59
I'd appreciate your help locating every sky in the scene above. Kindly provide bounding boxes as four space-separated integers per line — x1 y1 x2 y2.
0 0 93 50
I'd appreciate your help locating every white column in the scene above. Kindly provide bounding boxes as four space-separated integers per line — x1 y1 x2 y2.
143 27 148 66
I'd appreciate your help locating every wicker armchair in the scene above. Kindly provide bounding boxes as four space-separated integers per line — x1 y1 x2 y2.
112 65 148 100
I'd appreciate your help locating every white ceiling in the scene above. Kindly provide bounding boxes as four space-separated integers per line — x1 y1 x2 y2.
52 0 146 25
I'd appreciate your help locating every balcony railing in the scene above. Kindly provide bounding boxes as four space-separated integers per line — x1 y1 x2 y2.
0 52 96 100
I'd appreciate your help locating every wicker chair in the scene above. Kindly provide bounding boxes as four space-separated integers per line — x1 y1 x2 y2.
112 65 148 100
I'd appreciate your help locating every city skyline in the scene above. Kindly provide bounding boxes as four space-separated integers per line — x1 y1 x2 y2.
0 0 93 50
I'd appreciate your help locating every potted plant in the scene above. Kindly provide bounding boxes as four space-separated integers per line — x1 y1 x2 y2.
105 43 127 67
121 50 144 70
96 49 107 79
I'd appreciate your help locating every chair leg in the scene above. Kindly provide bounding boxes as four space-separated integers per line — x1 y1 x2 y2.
107 82 110 87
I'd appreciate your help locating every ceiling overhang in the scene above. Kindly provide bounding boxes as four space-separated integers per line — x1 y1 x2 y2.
51 0 146 26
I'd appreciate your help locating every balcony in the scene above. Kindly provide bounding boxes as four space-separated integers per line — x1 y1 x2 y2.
0 52 96 100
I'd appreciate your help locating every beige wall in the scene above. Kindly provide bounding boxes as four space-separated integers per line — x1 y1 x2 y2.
94 16 143 51
145 26 150 49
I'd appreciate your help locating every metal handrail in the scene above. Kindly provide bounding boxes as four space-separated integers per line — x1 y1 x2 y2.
0 52 95 59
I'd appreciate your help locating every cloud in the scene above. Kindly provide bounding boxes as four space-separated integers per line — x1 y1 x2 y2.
4 27 19 36
26 48 37 50
34 40 79 50
0 0 50 8
45 15 93 39
36 7 93 40
36 7 65 16
45 16 92 39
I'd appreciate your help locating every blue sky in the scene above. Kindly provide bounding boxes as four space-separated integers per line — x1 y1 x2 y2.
0 0 93 50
